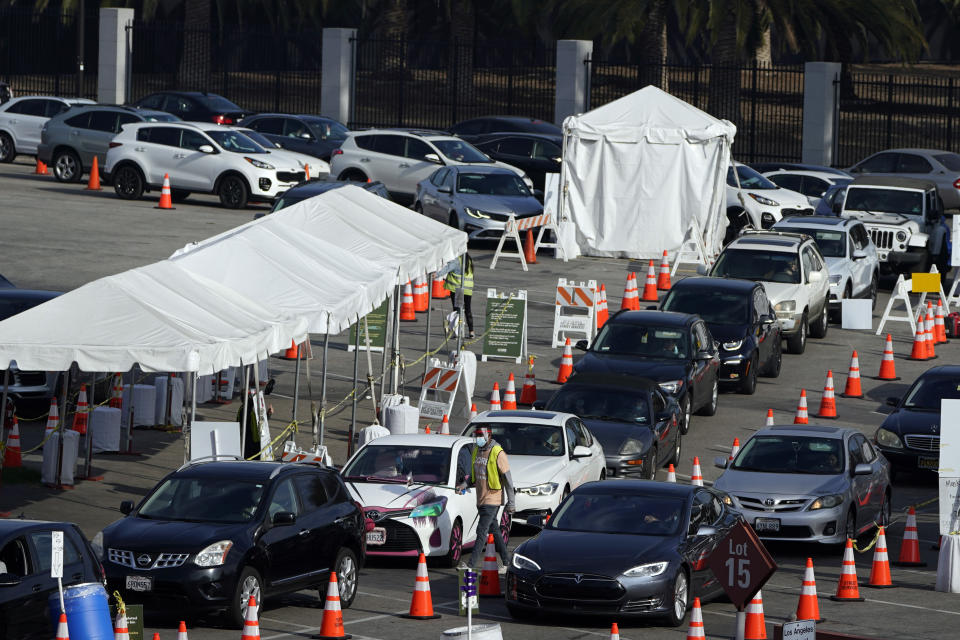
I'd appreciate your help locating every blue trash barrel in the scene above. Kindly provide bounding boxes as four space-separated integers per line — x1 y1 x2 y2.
47 582 114 640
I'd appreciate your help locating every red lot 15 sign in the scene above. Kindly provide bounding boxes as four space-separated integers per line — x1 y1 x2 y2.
708 520 778 610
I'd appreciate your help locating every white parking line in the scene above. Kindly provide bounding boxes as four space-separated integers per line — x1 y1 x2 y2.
260 600 458 640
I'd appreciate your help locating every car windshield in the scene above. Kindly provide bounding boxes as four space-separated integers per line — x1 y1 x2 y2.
241 129 281 149
728 165 777 189
711 249 801 284
342 445 451 485
471 422 565 456
732 435 843 474
902 376 960 410
138 478 265 523
304 117 349 141
661 290 750 325
844 188 923 214
546 388 649 424
205 129 265 153
550 493 684 536
199 94 243 111
457 172 530 196
935 153 960 171
774 228 846 257
433 139 491 163
591 324 688 359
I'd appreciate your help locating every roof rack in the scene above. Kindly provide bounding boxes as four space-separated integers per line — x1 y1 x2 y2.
177 454 243 471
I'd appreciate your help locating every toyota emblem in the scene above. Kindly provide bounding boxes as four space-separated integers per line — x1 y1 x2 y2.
574 574 583 584
136 553 152 567
365 510 383 522
764 498 774 507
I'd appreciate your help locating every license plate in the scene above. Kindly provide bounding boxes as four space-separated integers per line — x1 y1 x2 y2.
754 517 781 532
366 527 387 546
918 456 939 470
125 575 153 592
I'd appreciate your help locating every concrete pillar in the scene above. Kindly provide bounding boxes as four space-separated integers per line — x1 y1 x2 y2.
322 28 356 124
802 62 842 166
97 8 134 104
554 39 593 126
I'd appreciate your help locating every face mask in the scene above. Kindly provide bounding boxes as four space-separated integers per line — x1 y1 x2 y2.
475 436 487 447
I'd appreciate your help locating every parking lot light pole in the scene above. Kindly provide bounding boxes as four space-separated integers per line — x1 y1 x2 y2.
75 0 85 98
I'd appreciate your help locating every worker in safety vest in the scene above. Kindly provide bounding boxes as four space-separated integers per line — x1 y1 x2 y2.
457 424 515 570
440 253 475 338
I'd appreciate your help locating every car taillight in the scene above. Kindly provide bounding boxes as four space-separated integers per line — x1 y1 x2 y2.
953 178 960 190
212 114 234 125
332 149 343 156
108 142 122 148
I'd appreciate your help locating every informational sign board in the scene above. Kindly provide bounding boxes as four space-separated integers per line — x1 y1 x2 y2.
190 421 242 460
841 299 873 330
110 604 145 640
939 399 960 535
348 298 390 352
457 570 480 615
50 531 63 579
708 521 778 610
781 619 816 640
482 289 527 363
912 272 941 293
952 214 960 267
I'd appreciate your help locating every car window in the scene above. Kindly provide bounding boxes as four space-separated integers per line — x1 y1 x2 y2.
848 435 865 467
456 445 472 485
164 95 196 114
856 152 898 173
88 110 118 132
546 387 649 424
859 436 877 463
662 289 750 324
769 174 802 192
433 139 490 163
268 478 300 519
9 98 47 116
456 172 530 196
693 322 711 353
248 117 283 135
180 129 209 151
498 138 534 157
592 323 689 359
442 169 455 189
751 287 766 321
551 493 683 536
801 248 815 281
374 135 406 157
897 153 932 173
44 100 70 117
293 474 329 512
64 112 89 127
711 248 801 284
144 127 182 147
533 140 561 160
343 444 452 485
802 176 830 197
934 153 960 171
354 134 377 151
809 246 824 270
405 138 433 161
564 424 578 455
304 117 348 141
850 224 866 249
430 168 449 187
652 390 666 413
0 537 31 576
138 94 165 110
734 435 843 474
28 531 81 574
575 420 593 447
694 490 722 526
205 129 264 153
452 120 485 136
283 118 312 139
116 113 141 130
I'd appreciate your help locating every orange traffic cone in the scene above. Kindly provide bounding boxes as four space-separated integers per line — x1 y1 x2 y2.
842 351 864 398
432 275 449 299
894 507 926 567
657 250 671 290
3 416 21 468
909 315 928 360
316 573 352 639
424 425 431 434
45 397 60 438
400 281 417 322
794 389 809 424
177 620 189 640
609 623 620 640
114 609 130 640
686 597 705 640
156 173 174 209
867 526 894 588
151 634 159 640
816 370 837 419
489 382 501 411
35 158 48 175
402 552 442 619
796 557 824 622
469 403 478 420
641 260 659 301
73 384 89 435
502 373 518 410
413 275 428 313
86 155 102 190
621 272 640 310
281 340 307 360
479 533 501 596
55 612 69 640
240 594 260 640
925 303 937 359
557 338 574 383
596 284 609 328
876 334 899 380
765 408 774 427
830 539 865 601
440 414 450 435
524 229 537 265
728 438 740 462
666 464 676 483
520 356 537 405
935 299 947 343
744 590 766 639
110 373 124 408
691 457 703 486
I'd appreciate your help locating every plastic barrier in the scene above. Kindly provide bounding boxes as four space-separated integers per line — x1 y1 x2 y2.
418 358 462 420
671 222 710 277
551 278 597 348
876 274 917 336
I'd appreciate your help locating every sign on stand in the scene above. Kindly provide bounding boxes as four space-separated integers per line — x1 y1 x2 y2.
939 399 960 536
348 299 389 352
51 530 65 613
482 289 527 363
708 520 777 610
110 604 145 640
781 620 816 640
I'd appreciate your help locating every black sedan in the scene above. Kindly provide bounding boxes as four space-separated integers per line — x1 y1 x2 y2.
572 311 720 434
875 365 960 475
266 179 390 215
544 374 681 480
470 132 562 191
240 113 349 161
97 460 366 627
448 116 561 141
660 277 782 394
506 481 738 626
131 91 249 125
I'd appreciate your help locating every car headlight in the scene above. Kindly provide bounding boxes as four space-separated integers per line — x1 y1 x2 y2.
619 438 644 456
774 300 796 314
829 274 842 284
808 494 844 510
658 379 683 394
721 494 734 506
519 483 559 496
749 193 780 207
244 156 275 170
464 207 490 219
91 531 104 560
623 561 669 578
722 339 743 351
896 231 907 242
875 427 903 449
194 540 234 567
411 496 448 518
512 552 542 572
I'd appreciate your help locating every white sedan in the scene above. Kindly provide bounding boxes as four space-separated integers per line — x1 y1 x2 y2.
462 410 606 524
341 434 506 567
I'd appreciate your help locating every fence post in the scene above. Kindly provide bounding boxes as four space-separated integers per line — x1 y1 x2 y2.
885 74 894 150
97 8 134 104
554 39 592 126
801 61 841 166
321 27 357 126
948 78 954 152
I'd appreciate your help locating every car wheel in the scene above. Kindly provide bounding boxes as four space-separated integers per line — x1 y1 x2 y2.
786 311 808 354
678 394 692 435
53 149 82 183
500 509 512 546
644 447 658 480
762 338 782 378
810 303 828 339
668 431 682 466
443 518 463 568
448 211 461 230
338 169 368 182
330 548 358 609
113 165 144 200
171 189 191 203
0 132 14 162
870 273 879 311
696 379 718 416
663 569 689 627
739 354 758 395
598 469 606 481
219 175 249 209
227 566 262 629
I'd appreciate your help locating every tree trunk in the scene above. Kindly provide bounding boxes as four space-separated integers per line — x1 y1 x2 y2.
448 0 475 125
637 0 667 90
754 27 772 66
708 9 741 124
178 0 212 90
379 0 408 72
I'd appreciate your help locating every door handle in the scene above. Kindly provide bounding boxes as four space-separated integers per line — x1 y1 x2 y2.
70 131 79 136
134 147 145 152
298 529 310 536
32 584 42 592
8 119 16 124
359 157 370 163
398 163 410 168
173 153 185 159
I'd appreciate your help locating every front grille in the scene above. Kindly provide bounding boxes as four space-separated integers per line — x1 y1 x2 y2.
781 207 814 217
736 496 807 512
154 553 189 568
376 519 421 552
108 549 189 569
756 525 813 538
108 549 134 568
277 171 305 184
869 229 894 250
904 434 940 452
536 573 624 600
13 371 46 386
622 596 662 612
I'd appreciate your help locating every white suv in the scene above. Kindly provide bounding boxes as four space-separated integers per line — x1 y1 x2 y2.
0 95 94 162
329 129 529 203
725 162 813 243
708 231 830 354
104 122 306 208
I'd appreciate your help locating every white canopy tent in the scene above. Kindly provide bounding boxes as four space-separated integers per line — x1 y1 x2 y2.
559 85 736 260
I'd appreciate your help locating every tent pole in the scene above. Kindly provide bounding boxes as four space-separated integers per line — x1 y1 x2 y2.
392 283 401 395
188 372 197 463
302 349 312 448
82 372 95 479
456 256 464 357
0 368 10 477
424 273 433 383
292 341 302 433
240 364 249 458
55 369 69 488
125 369 136 454
362 316 378 421
380 295 390 401
318 326 330 449
349 314 361 458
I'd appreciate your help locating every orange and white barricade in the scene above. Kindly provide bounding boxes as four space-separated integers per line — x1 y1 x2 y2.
490 214 528 271
917 264 949 312
280 441 332 466
551 278 597 348
529 211 566 260
876 274 917 336
418 358 462 420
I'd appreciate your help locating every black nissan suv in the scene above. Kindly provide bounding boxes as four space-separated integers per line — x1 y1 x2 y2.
95 459 366 627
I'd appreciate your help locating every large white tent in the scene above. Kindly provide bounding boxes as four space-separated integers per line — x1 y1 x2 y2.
559 85 736 260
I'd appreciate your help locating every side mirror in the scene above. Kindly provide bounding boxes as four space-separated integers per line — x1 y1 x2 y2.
437 185 452 194
809 270 824 283
300 132 314 140
572 445 591 458
696 350 713 361
853 463 873 476
886 396 900 407
714 455 729 469
526 515 545 528
424 153 442 164
120 500 134 515
852 249 867 260
0 573 21 587
198 144 215 154
531 401 545 410
575 339 588 351
272 511 297 526
695 525 717 537
760 314 775 325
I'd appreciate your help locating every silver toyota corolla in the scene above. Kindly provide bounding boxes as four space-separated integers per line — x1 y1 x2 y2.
711 424 891 545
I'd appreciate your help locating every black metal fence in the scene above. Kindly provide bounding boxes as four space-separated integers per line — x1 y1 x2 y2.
351 38 555 129
836 71 960 167
588 61 805 164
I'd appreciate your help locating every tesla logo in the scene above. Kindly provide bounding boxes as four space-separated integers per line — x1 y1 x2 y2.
136 554 152 567
932 425 938 433
574 574 583 584
764 499 774 507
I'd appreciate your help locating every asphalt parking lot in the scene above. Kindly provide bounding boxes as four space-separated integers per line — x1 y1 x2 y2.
0 156 953 640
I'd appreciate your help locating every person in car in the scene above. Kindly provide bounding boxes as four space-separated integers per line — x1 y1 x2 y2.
458 425 515 571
